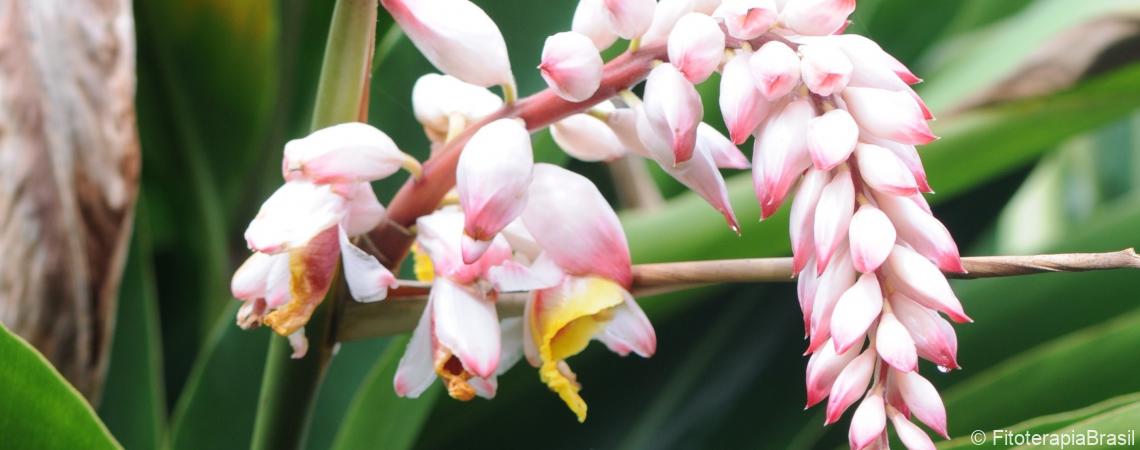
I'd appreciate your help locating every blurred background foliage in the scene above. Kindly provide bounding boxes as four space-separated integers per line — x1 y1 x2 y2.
9 0 1140 448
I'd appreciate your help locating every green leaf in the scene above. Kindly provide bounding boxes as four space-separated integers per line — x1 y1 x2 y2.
167 305 270 450
938 392 1140 449
942 308 1140 437
330 336 441 450
0 322 121 449
97 200 167 450
919 0 1140 112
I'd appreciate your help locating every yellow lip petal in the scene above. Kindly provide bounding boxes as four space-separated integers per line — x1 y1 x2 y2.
531 277 626 422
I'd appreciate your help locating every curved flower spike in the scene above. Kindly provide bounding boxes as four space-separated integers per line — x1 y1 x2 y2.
753 100 815 219
640 63 703 165
412 74 503 143
713 0 777 40
806 109 858 171
750 41 801 100
527 276 655 422
848 203 896 274
780 0 856 36
551 113 627 162
540 32 604 102
799 42 852 96
667 13 726 84
457 119 534 263
283 122 421 185
601 0 656 39
719 50 771 145
381 0 514 89
522 164 632 287
573 0 619 50
844 87 936 145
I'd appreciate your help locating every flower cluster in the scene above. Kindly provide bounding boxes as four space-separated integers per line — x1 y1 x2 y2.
230 0 973 442
231 123 421 357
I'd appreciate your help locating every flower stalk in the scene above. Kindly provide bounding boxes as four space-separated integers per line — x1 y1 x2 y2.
339 248 1140 341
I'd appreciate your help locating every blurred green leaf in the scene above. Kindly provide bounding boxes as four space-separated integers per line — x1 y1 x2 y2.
168 305 269 450
303 339 391 450
920 0 1140 111
0 323 120 449
98 199 167 450
330 336 441 450
938 392 1140 449
942 309 1140 437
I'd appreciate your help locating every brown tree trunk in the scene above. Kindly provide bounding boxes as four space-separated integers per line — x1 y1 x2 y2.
0 0 139 401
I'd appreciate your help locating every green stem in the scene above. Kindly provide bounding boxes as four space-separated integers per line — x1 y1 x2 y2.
249 1 378 449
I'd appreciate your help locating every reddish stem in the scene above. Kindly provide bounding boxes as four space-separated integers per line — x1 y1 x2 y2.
368 45 668 267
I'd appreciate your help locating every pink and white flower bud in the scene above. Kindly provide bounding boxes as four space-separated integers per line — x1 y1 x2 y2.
889 293 959 370
381 0 513 88
882 245 971 323
829 272 883 354
713 0 778 40
848 392 887 450
813 166 855 273
855 143 920 196
641 0 720 47
874 191 964 273
806 109 858 171
750 41 801 100
798 261 819 336
865 136 932 192
805 337 859 407
457 119 534 263
849 204 896 273
876 307 917 371
697 123 752 169
551 113 627 162
640 63 704 165
720 50 772 145
522 164 632 287
799 42 852 96
844 87 936 145
540 32 604 102
780 0 856 36
602 0 656 39
825 349 875 424
282 122 419 185
412 74 503 143
830 34 921 85
655 135 741 231
808 250 855 352
889 410 937 450
790 170 830 274
892 369 949 438
753 100 815 218
573 0 620 50
668 13 727 84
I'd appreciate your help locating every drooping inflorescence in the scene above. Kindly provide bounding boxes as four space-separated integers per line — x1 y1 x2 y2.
232 0 969 445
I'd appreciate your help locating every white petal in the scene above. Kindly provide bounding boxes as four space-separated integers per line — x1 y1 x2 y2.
431 278 501 378
244 181 346 254
382 0 513 87
551 113 627 162
597 289 656 357
394 298 438 398
282 122 415 184
339 227 396 303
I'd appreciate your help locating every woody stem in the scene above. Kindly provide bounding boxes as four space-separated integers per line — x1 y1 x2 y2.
338 248 1140 340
